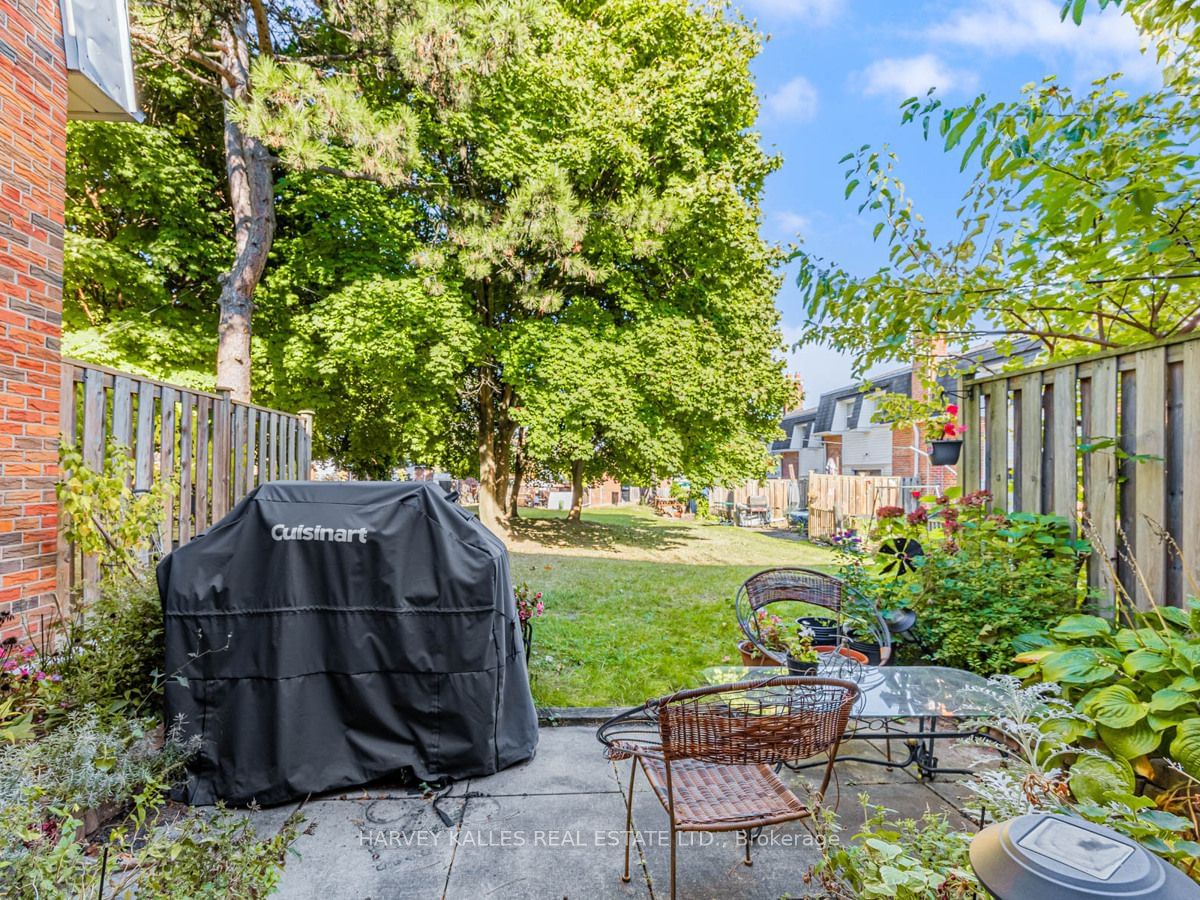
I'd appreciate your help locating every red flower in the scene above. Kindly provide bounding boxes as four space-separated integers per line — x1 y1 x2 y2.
946 404 959 416
907 506 928 525
877 505 904 519
911 489 921 499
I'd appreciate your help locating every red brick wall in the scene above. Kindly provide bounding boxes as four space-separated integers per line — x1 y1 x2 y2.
0 0 67 641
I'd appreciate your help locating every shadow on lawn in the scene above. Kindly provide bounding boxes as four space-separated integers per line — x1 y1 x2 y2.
507 511 694 553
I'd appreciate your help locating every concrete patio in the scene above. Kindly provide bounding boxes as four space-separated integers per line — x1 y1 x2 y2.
245 723 985 900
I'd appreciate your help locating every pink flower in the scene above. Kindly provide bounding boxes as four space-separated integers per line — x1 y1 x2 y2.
20 646 34 659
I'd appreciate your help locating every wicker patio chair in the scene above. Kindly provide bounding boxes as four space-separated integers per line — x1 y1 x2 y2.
734 567 893 666
596 676 859 899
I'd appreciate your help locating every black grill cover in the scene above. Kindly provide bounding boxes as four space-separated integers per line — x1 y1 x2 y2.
158 481 538 806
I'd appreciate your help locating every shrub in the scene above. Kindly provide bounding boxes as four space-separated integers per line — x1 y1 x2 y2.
0 714 195 820
850 489 1089 673
55 570 165 718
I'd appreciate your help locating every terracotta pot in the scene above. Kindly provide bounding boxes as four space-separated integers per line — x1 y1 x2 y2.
815 645 869 665
737 640 777 667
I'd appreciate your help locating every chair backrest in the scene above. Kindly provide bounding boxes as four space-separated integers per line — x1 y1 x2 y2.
741 567 844 615
655 677 858 766
748 495 768 511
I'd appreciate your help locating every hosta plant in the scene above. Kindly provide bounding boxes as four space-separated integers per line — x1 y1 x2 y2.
1013 603 1200 779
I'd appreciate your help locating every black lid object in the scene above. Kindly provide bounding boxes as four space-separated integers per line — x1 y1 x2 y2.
877 537 923 577
970 813 1200 899
158 481 539 806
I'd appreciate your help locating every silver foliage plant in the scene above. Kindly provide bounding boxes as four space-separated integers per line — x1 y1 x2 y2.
0 713 199 818
960 674 1098 822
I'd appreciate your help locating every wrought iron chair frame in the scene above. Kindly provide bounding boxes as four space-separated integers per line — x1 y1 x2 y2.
734 566 892 666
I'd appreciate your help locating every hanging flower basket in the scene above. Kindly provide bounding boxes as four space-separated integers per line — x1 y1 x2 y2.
930 439 963 466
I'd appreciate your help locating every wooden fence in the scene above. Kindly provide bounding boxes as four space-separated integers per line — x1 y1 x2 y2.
59 359 313 600
806 473 907 540
959 331 1200 610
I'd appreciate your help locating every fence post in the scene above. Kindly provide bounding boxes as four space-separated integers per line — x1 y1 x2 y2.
212 389 233 520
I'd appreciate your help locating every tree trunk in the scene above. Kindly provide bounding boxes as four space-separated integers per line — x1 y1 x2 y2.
216 14 275 402
567 459 584 523
476 375 508 534
508 428 525 519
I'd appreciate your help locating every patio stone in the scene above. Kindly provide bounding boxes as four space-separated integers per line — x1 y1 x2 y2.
275 797 463 899
468 724 620 796
444 790 652 898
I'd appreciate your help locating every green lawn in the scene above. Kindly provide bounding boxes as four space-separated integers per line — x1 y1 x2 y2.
505 506 836 707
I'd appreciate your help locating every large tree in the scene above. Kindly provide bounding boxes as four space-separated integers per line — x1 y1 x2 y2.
129 0 293 401
242 0 788 530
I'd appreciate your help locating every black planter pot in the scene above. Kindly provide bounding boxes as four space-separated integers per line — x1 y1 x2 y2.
786 656 818 676
930 439 963 466
847 639 884 666
796 616 840 645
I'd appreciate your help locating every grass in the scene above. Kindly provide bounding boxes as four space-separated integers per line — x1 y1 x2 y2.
504 505 837 708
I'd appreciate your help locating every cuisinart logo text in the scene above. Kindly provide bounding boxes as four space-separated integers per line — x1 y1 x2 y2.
270 524 369 543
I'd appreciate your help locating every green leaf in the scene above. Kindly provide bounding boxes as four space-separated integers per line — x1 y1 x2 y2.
1086 684 1146 728
1069 754 1135 805
1070 0 1087 25
1098 720 1161 760
1147 237 1173 253
1169 718 1200 779
1051 614 1112 640
1041 647 1114 684
1124 648 1172 675
1149 688 1197 714
844 179 860 199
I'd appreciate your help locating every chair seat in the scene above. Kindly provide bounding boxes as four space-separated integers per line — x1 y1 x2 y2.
639 757 810 831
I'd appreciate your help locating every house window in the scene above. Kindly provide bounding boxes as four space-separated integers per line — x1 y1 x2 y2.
831 398 854 431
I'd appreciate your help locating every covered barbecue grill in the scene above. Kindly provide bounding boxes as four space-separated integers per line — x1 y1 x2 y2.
158 481 538 806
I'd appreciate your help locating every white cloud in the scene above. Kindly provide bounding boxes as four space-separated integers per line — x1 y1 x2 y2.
740 0 845 26
773 211 811 236
857 53 979 100
765 76 820 122
927 0 1158 83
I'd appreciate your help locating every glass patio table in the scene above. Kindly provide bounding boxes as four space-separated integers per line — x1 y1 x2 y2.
700 664 1005 779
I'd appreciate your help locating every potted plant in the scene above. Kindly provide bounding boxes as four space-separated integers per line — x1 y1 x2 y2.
870 383 967 467
739 610 787 665
514 582 544 664
796 615 840 645
781 624 820 676
926 403 966 466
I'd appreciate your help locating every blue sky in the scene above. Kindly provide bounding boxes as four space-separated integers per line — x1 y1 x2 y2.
742 0 1160 401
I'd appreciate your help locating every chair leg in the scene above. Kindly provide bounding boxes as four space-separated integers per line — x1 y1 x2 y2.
743 829 753 866
622 760 638 883
669 822 677 900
